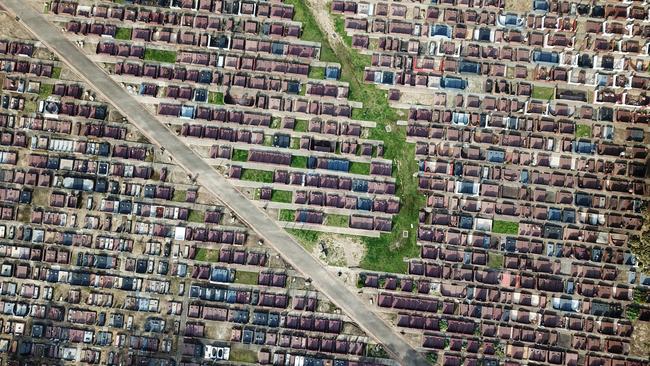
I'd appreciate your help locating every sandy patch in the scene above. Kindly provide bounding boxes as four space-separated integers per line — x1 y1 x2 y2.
59 68 81 82
504 0 532 12
630 321 650 358
313 234 366 267
0 13 34 40
398 91 438 106
305 0 344 51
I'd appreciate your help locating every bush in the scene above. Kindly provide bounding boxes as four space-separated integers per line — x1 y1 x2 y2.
634 287 648 304
356 273 367 288
494 342 505 359
439 319 448 332
626 303 641 321
426 352 438 365
208 91 224 105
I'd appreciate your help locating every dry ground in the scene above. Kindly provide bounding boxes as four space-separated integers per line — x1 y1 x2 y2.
313 234 366 267
630 321 650 358
0 12 34 39
504 0 532 12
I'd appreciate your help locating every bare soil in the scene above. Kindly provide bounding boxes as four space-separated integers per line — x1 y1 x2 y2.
313 234 366 267
630 321 650 358
504 0 532 12
0 13 34 40
305 0 343 51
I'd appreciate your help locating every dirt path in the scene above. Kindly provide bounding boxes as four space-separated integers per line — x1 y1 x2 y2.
305 0 367 91
0 12 35 40
305 0 344 52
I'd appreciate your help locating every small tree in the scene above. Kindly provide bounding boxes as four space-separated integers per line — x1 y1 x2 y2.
426 352 438 365
443 337 451 350
634 287 648 304
439 318 449 332
356 273 366 288
494 341 505 360
626 303 641 321
474 323 482 336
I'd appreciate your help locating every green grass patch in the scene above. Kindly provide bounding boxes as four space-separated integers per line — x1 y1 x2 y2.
38 83 53 99
232 149 249 162
576 124 591 138
187 210 204 223
270 117 281 129
271 190 293 203
488 253 504 269
228 347 257 364
334 15 353 47
240 169 273 183
23 99 38 113
114 27 132 40
172 190 186 202
634 287 648 304
425 352 438 365
263 135 273 146
287 228 321 251
194 248 219 262
285 0 337 63
290 138 300 150
144 48 177 63
532 85 555 100
349 161 370 175
279 209 296 222
51 67 62 79
492 220 519 235
326 214 349 228
294 119 308 132
291 155 308 168
208 91 224 105
308 66 326 80
234 270 259 285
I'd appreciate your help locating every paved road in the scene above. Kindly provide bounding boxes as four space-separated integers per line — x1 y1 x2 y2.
3 2 429 365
